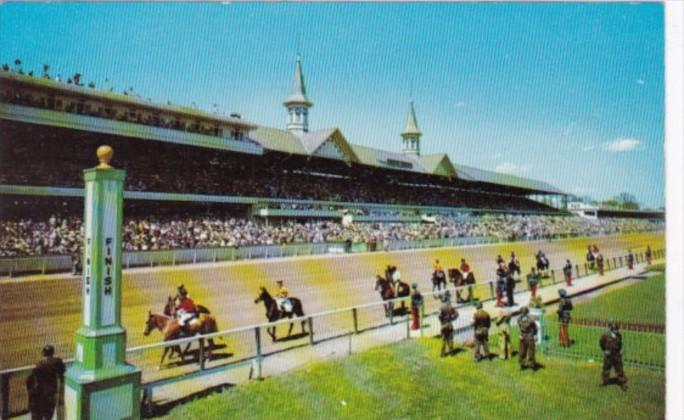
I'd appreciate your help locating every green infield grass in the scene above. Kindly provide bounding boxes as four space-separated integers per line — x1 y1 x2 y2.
538 267 665 369
164 338 664 420
571 269 665 324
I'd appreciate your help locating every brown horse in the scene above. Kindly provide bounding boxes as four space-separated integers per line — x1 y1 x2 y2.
144 311 219 368
254 287 307 342
375 275 395 315
448 268 476 303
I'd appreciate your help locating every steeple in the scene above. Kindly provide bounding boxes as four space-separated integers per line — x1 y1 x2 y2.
283 54 312 135
401 100 422 156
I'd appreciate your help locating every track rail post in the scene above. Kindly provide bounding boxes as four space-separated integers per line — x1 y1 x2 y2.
352 308 359 334
1 373 9 420
308 317 315 345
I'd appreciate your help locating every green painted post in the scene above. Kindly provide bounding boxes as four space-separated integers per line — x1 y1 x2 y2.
64 146 141 420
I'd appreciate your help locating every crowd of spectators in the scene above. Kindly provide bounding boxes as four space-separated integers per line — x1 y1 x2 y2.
0 213 664 257
1 62 249 140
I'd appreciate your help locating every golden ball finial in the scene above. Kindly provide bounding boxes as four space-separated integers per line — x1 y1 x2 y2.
96 145 114 169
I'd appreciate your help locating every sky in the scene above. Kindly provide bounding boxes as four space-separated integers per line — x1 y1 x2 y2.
0 2 665 208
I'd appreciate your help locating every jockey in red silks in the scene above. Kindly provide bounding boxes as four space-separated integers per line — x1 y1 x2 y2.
175 284 198 330
460 259 471 277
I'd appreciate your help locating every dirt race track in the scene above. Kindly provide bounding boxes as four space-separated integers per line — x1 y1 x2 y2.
0 231 663 372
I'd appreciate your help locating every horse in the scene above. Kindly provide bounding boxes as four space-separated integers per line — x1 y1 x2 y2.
144 311 219 369
536 254 550 278
448 268 476 303
254 287 307 342
432 269 447 294
375 275 396 315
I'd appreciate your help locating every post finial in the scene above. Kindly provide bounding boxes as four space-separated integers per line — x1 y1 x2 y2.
96 145 114 169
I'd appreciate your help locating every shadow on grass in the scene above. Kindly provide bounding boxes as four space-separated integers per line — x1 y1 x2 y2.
144 382 237 418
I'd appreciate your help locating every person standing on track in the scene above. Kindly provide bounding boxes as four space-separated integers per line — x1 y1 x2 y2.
627 250 635 270
496 309 512 360
505 267 516 307
600 322 628 391
526 267 540 299
26 344 65 420
557 289 573 347
596 254 605 276
410 283 423 330
495 263 507 307
508 252 521 281
472 301 491 362
586 245 596 271
439 297 458 357
518 306 538 370
563 259 573 287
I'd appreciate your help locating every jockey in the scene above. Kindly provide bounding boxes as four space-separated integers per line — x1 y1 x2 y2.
276 280 292 312
175 285 198 332
460 258 471 277
392 265 402 286
433 259 443 272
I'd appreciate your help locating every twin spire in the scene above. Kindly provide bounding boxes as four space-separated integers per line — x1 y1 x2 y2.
282 54 422 156
283 55 312 136
401 100 422 156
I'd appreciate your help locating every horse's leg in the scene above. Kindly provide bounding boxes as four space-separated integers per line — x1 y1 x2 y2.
159 346 170 370
287 317 294 337
269 325 276 342
182 342 192 357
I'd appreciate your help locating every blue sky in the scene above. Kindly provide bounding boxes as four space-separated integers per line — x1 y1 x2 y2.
0 3 664 208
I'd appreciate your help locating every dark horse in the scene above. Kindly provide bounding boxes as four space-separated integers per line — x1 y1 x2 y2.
432 269 447 293
254 287 307 342
448 268 476 303
143 311 219 369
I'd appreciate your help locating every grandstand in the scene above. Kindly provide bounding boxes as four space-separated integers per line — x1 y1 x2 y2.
0 57 663 262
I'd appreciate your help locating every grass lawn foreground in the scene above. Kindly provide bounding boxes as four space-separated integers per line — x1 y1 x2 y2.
165 338 664 420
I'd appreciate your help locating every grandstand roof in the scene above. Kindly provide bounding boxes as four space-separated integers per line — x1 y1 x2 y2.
248 124 561 194
419 154 457 178
454 163 563 194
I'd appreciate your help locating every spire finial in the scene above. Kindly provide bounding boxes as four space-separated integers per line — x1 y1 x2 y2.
409 77 414 101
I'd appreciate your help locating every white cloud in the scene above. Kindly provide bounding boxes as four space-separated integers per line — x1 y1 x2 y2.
603 137 642 152
455 101 466 108
583 145 595 151
495 162 529 174
636 79 645 85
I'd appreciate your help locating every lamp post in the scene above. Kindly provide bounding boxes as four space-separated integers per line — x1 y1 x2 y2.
64 146 141 419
